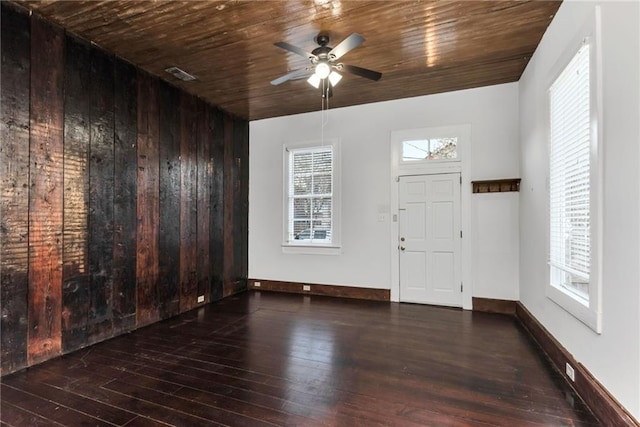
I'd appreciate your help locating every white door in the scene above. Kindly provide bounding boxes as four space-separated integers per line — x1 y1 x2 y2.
399 173 462 306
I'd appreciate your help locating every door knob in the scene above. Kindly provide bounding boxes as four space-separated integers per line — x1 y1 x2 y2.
400 246 406 251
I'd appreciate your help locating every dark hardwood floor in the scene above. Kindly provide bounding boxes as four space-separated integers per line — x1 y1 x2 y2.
0 291 600 426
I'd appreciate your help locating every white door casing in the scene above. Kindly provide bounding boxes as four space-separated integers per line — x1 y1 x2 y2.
399 173 462 306
390 124 471 309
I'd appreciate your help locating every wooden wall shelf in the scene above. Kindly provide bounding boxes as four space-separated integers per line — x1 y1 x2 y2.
472 178 521 194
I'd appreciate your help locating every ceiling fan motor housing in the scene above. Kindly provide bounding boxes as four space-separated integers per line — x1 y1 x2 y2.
315 33 331 46
311 46 332 61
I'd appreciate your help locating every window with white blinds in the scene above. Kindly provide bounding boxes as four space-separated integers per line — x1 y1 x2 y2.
549 44 591 302
286 146 333 245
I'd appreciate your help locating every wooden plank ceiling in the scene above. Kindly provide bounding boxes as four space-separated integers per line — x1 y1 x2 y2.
17 0 561 121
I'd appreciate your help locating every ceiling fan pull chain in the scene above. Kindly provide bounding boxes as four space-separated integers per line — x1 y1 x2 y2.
320 95 324 146
324 93 330 127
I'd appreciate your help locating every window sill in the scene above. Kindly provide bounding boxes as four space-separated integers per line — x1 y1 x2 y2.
281 244 342 255
546 283 602 333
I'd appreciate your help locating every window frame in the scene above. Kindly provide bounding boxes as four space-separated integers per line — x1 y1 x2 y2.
545 11 602 334
397 126 463 170
282 138 341 254
401 136 460 163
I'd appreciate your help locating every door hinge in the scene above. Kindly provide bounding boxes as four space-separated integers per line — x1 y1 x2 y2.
461 283 463 292
460 230 463 238
460 176 462 184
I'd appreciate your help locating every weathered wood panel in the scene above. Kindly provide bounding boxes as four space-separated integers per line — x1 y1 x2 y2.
209 106 225 302
136 72 160 326
179 93 198 312
234 117 249 294
27 15 65 365
0 3 31 374
0 5 251 375
158 81 181 318
87 46 115 344
112 58 138 334
61 35 91 352
222 114 235 297
196 99 212 304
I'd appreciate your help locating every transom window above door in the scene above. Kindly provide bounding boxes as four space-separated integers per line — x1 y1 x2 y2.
402 137 458 162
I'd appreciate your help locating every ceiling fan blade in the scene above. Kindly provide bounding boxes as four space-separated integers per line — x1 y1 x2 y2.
329 33 365 60
274 42 316 60
342 64 382 81
270 68 311 86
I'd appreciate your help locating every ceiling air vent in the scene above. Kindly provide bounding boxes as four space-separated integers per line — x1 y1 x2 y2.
165 66 196 81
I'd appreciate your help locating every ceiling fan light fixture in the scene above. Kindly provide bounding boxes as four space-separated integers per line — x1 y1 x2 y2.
307 73 322 88
314 61 331 79
328 71 342 86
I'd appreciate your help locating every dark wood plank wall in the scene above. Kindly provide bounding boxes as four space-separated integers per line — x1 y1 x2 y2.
209 107 225 302
0 4 31 374
61 35 91 353
234 118 250 295
27 14 65 367
112 59 138 334
158 82 181 319
136 71 161 327
179 93 198 313
196 99 212 304
88 44 116 344
0 3 249 376
222 114 235 298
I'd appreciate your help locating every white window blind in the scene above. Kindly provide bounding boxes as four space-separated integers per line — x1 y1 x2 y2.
287 146 333 244
549 44 591 300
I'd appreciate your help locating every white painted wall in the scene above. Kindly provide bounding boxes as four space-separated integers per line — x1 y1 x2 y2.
472 192 519 300
249 83 520 302
519 0 640 418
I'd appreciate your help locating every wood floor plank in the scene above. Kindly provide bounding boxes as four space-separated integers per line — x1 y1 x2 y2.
0 400 60 427
101 379 278 427
0 384 112 426
66 379 223 427
0 292 601 426
2 376 137 425
122 416 171 427
60 344 468 426
171 384 322 427
58 349 324 426
128 364 330 420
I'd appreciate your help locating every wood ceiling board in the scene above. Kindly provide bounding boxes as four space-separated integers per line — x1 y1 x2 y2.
17 0 561 121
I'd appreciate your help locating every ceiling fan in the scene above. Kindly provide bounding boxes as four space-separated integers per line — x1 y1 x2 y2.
270 32 382 98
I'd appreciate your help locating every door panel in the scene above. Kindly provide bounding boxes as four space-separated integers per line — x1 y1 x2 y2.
433 202 454 240
407 203 426 239
432 252 454 291
405 252 427 291
399 173 461 306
